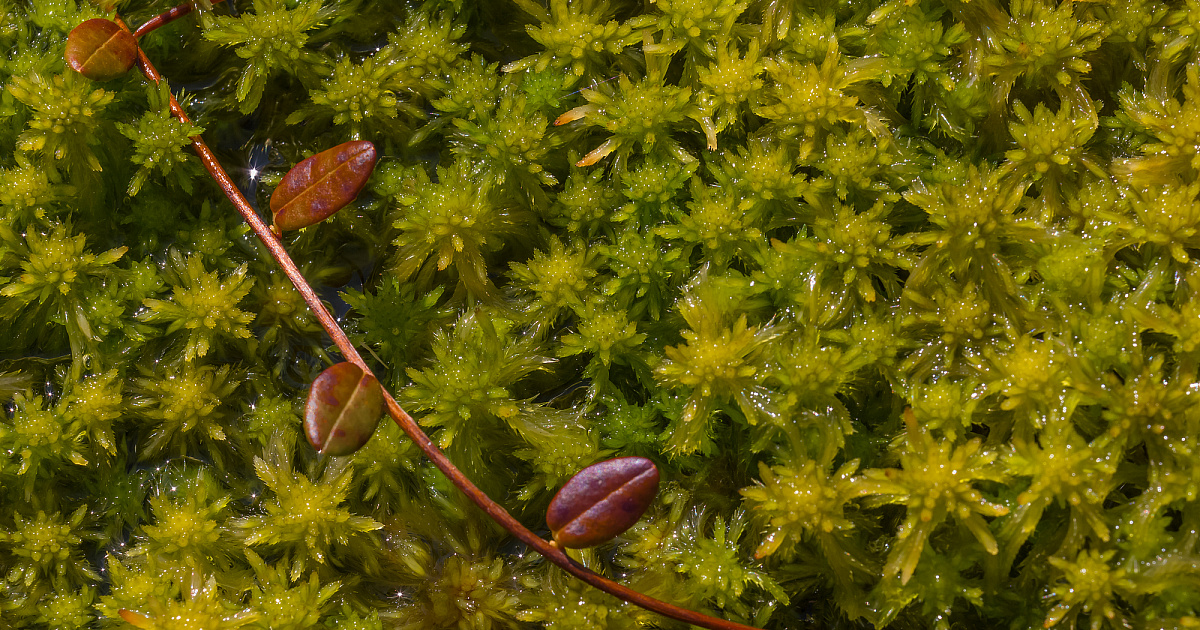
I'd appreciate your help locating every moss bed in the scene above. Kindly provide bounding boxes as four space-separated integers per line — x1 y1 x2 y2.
3 0 1200 628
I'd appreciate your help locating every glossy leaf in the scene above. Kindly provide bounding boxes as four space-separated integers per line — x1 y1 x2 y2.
118 610 152 629
546 456 659 548
304 362 384 456
271 140 377 231
65 19 138 82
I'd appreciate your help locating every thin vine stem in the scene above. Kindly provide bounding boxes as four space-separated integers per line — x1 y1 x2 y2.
113 9 762 630
133 0 224 38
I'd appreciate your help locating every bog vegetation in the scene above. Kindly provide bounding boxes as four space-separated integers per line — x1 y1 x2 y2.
2 0 1200 628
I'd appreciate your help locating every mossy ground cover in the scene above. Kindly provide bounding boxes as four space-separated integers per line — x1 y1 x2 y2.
2 0 1200 628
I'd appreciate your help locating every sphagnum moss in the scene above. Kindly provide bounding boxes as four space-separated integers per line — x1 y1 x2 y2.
4 0 1200 628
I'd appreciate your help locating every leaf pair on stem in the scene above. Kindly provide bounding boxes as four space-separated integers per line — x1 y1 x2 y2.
306 359 661 549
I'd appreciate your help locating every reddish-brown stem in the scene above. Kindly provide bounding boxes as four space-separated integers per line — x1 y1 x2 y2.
116 14 761 630
133 0 226 39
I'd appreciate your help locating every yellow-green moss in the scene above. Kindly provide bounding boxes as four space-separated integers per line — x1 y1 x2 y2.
3 0 1200 628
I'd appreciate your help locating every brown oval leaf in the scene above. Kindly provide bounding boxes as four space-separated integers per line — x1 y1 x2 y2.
65 19 138 82
271 140 378 231
546 456 659 548
304 362 384 456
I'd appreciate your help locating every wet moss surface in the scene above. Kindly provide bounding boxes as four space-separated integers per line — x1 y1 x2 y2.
3 0 1200 628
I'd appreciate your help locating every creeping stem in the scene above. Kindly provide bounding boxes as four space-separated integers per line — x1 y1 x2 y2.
132 0 226 39
113 10 760 630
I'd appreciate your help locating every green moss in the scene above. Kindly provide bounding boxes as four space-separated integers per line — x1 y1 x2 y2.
6 0 1200 627
118 83 205 196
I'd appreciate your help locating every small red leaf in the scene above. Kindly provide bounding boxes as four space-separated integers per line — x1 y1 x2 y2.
546 456 659 548
304 362 384 456
271 140 378 231
65 19 138 82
